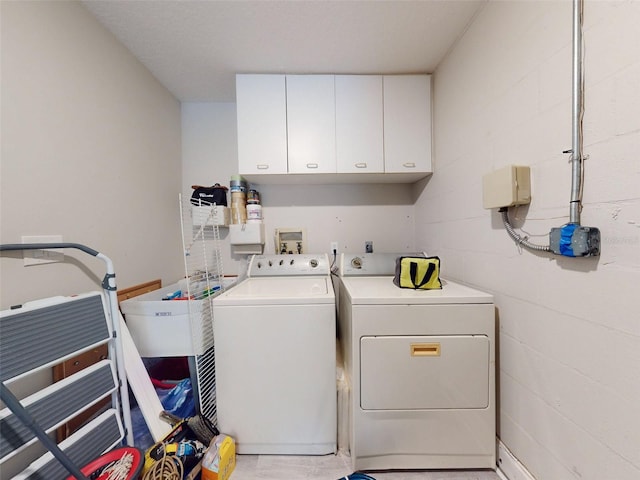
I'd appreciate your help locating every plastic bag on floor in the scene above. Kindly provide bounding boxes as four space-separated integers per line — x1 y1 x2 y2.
162 378 195 420
132 378 195 449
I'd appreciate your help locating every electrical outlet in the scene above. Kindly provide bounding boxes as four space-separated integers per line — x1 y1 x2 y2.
365 241 373 253
330 242 338 254
22 235 64 266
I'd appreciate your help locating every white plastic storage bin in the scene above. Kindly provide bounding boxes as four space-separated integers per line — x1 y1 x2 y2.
191 205 229 227
120 283 207 357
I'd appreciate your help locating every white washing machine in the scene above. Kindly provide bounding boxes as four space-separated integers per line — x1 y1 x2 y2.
212 254 336 455
338 253 495 471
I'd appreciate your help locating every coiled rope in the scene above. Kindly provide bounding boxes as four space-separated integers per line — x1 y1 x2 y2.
142 445 183 480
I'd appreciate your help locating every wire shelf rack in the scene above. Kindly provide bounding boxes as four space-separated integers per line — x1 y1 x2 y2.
179 194 227 422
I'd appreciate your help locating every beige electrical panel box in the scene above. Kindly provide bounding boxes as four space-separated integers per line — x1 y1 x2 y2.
482 165 531 209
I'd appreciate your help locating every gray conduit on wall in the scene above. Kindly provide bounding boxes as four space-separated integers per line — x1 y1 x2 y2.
569 0 585 225
501 0 584 253
500 208 551 252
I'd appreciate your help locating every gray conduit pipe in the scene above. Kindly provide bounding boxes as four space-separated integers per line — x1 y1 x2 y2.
570 0 584 224
501 208 551 252
501 0 583 254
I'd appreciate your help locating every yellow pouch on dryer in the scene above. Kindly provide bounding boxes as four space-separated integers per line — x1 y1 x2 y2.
393 256 442 290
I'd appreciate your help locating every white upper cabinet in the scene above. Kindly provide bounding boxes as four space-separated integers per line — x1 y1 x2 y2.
236 74 288 175
383 75 432 174
286 75 336 174
236 74 432 183
335 75 384 174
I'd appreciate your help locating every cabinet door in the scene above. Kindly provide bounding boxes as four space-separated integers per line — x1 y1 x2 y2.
383 75 432 173
286 75 336 174
236 74 288 175
335 75 384 173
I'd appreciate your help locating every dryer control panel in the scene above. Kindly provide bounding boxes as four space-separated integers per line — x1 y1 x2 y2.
248 254 330 277
340 252 425 276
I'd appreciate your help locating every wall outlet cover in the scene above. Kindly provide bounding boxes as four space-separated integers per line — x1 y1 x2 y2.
21 235 64 266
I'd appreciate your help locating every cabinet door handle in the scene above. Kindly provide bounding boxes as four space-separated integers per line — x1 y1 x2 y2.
256 164 269 170
355 163 368 169
402 162 416 168
306 163 319 169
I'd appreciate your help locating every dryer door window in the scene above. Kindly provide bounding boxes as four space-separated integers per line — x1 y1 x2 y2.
360 335 489 410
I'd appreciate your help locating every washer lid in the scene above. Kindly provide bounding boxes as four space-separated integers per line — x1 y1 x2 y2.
212 276 335 306
340 276 493 305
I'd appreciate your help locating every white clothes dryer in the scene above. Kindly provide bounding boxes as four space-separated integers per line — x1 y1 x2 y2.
338 253 495 471
212 254 336 455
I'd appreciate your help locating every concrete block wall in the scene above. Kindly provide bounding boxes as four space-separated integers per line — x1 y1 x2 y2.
416 1 640 479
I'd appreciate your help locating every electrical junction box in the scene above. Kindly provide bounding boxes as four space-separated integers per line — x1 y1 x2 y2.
482 165 531 209
549 224 601 257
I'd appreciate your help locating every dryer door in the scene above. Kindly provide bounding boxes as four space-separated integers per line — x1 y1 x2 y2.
360 335 489 410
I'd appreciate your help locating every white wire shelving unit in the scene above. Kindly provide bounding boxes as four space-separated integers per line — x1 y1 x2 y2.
178 193 227 423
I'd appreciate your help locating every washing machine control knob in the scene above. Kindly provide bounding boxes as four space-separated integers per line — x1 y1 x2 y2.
351 257 363 269
309 258 319 268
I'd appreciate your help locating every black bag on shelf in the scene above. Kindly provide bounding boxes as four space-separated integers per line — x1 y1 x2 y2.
190 183 228 206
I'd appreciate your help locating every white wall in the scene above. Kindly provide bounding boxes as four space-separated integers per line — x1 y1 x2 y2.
181 102 242 275
418 1 640 479
0 1 184 309
181 104 418 276
1 2 183 474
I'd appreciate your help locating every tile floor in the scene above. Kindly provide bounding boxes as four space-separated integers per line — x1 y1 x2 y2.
232 453 501 480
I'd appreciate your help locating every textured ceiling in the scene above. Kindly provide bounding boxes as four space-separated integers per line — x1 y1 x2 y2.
83 0 486 102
